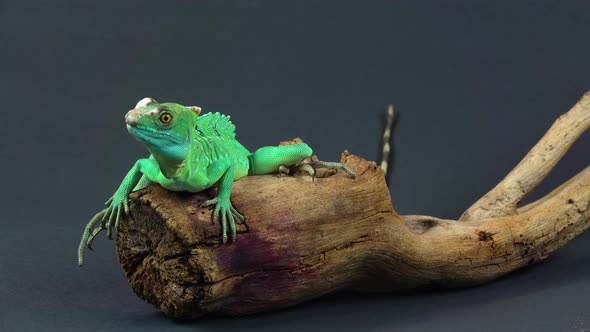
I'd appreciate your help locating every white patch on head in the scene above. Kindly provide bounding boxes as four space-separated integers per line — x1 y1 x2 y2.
125 109 141 125
135 97 158 109
145 108 161 116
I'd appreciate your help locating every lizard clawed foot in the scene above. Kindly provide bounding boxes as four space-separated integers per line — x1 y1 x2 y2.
278 165 291 177
77 193 130 266
200 197 244 242
278 163 316 180
281 161 355 179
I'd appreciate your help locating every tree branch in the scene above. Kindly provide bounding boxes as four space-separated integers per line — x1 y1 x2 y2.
114 92 590 320
460 92 590 221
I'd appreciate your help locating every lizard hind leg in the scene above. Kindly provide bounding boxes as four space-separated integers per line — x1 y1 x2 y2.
250 143 314 175
285 160 355 179
282 162 316 178
250 143 355 178
308 161 356 178
278 163 316 177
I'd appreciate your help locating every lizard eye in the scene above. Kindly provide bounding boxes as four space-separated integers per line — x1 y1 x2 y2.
159 112 173 124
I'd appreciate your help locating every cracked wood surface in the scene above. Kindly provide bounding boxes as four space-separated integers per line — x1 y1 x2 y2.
116 92 590 320
116 152 394 319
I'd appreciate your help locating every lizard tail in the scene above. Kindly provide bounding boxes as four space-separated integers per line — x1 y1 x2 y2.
380 104 395 175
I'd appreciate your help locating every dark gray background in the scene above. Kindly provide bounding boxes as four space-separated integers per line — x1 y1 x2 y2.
2 1 590 331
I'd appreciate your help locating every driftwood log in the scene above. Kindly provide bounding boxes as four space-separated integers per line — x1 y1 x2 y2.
116 92 590 320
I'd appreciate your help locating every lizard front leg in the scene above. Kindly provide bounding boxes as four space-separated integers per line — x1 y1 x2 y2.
199 159 244 243
78 157 163 266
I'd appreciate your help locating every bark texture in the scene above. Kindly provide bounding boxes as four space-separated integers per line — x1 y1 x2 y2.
116 92 590 320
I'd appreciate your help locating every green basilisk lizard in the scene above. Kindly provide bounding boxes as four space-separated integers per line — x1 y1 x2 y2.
77 98 355 266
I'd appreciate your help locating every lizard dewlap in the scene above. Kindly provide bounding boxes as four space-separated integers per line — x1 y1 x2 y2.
78 97 355 266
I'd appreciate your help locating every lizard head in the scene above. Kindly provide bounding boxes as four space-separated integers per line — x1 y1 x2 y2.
125 97 202 164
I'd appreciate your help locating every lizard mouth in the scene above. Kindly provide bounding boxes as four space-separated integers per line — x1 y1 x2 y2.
127 125 184 145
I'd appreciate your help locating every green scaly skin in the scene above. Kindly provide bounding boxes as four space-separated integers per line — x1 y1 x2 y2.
78 97 355 266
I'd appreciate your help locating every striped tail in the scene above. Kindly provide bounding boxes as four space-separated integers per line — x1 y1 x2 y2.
381 104 395 175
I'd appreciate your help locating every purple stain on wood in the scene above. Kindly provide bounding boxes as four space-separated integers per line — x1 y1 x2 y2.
221 266 318 315
212 224 320 313
214 231 298 273
213 206 302 273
